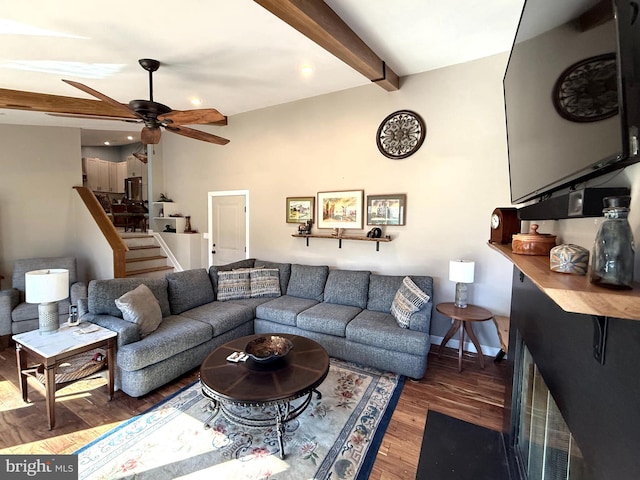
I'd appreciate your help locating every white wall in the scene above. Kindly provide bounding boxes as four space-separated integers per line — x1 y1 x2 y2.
159 53 517 350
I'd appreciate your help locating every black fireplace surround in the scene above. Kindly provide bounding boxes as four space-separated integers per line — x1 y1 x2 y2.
504 268 640 479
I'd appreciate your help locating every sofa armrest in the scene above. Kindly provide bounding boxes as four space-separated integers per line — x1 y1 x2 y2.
0 289 20 336
80 313 141 347
408 302 433 334
77 298 88 317
70 282 88 306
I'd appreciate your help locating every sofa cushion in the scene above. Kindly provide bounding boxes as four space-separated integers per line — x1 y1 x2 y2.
115 284 163 337
88 278 171 318
177 301 253 337
367 274 433 313
390 277 430 328
11 298 71 322
250 268 281 298
208 259 256 299
297 303 361 336
286 264 329 302
217 270 251 301
166 269 215 315
255 260 291 294
255 295 318 326
323 270 370 308
116 315 213 371
346 309 430 356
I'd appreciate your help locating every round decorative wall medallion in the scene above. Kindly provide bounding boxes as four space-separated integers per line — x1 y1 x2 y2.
376 110 426 159
552 53 618 123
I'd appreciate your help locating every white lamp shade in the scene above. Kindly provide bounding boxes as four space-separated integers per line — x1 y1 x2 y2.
25 269 69 303
449 260 475 283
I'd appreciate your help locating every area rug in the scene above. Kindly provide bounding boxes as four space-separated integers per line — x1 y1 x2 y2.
75 358 404 479
415 411 510 480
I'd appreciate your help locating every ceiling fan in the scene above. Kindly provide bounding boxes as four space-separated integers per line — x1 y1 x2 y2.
0 58 230 146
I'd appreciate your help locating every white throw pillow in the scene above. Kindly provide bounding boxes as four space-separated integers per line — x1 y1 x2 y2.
115 284 163 337
390 276 430 328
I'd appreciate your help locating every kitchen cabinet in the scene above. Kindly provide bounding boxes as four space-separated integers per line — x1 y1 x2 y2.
84 158 127 193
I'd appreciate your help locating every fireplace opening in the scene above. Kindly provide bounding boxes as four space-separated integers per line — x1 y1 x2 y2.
513 344 593 480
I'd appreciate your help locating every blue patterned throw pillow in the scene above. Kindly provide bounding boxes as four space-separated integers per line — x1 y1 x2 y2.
390 276 430 328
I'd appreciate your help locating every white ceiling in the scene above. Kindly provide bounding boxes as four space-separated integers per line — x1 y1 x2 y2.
0 0 525 146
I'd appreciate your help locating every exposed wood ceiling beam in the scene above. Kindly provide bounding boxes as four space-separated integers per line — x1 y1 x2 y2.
0 88 138 119
254 0 399 91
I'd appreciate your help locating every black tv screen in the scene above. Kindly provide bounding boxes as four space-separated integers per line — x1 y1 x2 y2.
504 0 639 204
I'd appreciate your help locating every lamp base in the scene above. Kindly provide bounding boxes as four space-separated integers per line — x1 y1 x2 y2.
39 302 60 335
454 282 468 308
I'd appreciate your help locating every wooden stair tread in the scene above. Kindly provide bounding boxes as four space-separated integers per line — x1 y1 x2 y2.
125 266 174 276
126 255 167 263
127 245 161 250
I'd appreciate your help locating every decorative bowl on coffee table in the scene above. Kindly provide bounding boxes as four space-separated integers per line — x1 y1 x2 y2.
245 335 293 363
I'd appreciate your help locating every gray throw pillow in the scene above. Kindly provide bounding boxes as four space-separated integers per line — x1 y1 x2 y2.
390 276 430 328
217 270 251 301
115 284 163 337
250 268 281 298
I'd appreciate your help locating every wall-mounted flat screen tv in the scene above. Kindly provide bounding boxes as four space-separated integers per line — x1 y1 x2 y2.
504 0 640 204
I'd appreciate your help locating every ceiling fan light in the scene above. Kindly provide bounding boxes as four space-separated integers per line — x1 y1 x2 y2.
141 126 161 145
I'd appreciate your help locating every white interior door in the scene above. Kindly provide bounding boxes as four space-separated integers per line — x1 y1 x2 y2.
208 191 249 266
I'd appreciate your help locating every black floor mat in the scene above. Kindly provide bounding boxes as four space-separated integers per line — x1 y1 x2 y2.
415 410 510 480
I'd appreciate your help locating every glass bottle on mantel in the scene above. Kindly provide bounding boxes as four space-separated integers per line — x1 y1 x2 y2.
589 195 635 289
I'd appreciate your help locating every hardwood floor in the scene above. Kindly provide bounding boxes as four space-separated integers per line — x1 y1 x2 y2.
0 344 507 478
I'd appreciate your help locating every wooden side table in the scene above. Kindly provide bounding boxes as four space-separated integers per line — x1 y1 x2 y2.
13 322 116 430
436 302 493 372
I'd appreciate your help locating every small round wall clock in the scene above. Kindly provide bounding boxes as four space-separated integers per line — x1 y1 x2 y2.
552 53 618 123
376 110 426 159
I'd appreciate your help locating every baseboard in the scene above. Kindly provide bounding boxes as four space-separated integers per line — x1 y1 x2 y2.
430 336 502 358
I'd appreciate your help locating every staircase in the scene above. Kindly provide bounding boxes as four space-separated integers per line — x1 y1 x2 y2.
120 232 174 278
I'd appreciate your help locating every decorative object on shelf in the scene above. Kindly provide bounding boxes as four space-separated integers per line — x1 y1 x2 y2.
318 190 364 229
244 335 293 363
490 207 520 244
25 269 69 335
158 193 173 202
550 244 590 275
589 195 635 289
367 194 406 225
184 216 192 233
449 260 475 309
164 225 176 233
297 220 312 235
552 53 618 123
512 224 557 256
367 227 382 238
376 110 426 159
286 196 315 223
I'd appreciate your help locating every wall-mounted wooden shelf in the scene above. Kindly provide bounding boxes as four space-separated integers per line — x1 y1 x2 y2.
488 242 640 321
292 233 391 251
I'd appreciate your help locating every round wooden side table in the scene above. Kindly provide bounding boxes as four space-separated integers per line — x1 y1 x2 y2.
436 302 493 372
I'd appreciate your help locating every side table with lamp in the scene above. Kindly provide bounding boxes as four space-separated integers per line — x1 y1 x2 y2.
438 260 494 372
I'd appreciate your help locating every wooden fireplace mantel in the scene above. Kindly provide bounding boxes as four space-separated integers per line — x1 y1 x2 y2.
488 242 640 321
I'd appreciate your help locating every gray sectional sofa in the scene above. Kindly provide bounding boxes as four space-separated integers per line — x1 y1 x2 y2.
79 259 433 397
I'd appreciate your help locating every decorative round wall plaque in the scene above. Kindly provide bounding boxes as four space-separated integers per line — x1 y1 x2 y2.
552 53 618 123
376 110 426 159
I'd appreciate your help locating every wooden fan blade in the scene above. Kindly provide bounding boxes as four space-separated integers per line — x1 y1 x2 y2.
165 125 230 145
0 88 138 119
141 126 162 145
47 113 140 123
62 79 140 119
158 109 227 126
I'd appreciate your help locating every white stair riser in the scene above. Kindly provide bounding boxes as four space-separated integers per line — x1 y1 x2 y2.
125 258 170 272
126 247 163 259
127 269 172 280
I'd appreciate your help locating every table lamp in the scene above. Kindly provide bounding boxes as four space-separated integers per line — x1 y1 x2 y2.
449 260 475 309
25 269 69 335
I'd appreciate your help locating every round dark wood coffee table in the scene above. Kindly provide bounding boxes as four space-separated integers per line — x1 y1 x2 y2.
199 333 330 459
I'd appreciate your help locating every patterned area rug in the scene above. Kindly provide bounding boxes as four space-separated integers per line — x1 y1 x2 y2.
76 358 404 479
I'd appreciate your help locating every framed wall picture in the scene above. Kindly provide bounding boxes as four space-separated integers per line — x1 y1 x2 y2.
367 194 406 226
286 196 315 223
317 190 364 229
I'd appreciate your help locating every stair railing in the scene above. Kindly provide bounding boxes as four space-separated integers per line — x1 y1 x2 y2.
73 186 129 278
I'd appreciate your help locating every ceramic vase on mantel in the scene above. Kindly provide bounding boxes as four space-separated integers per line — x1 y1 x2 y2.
589 196 635 289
